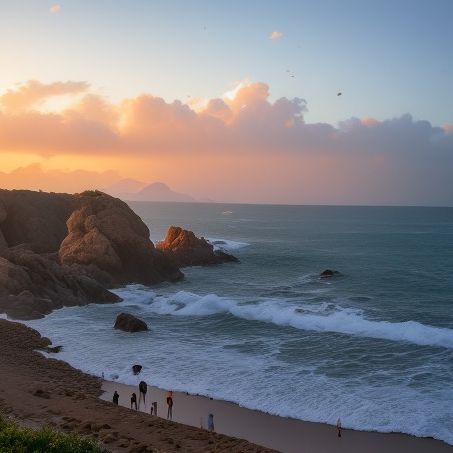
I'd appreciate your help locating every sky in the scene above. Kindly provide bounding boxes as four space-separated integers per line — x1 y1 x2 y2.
0 0 452 205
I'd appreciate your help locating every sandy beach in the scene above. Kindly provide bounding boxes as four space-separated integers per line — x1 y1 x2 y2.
0 318 452 453
0 319 276 452
101 380 453 453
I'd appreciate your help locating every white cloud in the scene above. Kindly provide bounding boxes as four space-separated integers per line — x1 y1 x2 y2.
50 4 61 14
270 31 283 40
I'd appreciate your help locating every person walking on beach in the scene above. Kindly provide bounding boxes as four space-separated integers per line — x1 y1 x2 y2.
336 418 342 438
112 390 119 405
166 391 173 420
131 392 138 410
138 380 147 409
207 413 215 432
151 401 158 416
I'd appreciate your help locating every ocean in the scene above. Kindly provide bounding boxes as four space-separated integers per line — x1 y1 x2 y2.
26 203 453 444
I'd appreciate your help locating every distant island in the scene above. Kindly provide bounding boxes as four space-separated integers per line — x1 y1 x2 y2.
105 180 197 202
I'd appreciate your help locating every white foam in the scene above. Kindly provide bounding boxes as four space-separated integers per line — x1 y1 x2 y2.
142 290 453 349
206 237 250 252
24 296 453 446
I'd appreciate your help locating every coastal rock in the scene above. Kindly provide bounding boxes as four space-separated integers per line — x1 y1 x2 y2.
0 200 8 251
0 231 7 251
0 199 7 224
0 247 120 320
59 191 183 285
320 269 341 278
156 226 238 268
0 189 75 253
132 365 143 375
114 313 149 333
0 189 184 319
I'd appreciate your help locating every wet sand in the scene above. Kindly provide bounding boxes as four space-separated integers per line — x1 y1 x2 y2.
0 319 276 452
102 380 453 453
1 318 452 453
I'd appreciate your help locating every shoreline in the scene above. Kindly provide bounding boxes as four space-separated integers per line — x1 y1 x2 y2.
0 319 276 452
101 380 453 453
1 317 452 453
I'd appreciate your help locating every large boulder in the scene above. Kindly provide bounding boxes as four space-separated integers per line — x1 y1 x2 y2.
114 313 148 333
0 248 120 320
0 189 75 253
59 191 183 285
156 226 238 268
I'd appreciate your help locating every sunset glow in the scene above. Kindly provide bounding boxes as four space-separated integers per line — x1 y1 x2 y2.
0 1 452 205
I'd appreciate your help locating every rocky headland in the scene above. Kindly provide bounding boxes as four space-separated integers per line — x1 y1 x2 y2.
0 189 185 320
0 189 238 321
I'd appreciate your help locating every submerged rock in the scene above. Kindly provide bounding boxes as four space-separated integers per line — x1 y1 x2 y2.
114 313 149 333
320 269 341 278
156 226 238 268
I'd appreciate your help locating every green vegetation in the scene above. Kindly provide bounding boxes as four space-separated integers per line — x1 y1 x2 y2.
0 416 107 453
79 190 104 197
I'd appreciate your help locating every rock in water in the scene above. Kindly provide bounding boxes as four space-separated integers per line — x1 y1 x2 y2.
114 313 149 333
156 226 238 267
132 365 143 375
320 269 341 278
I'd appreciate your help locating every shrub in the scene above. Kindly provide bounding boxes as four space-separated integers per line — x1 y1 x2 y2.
0 416 107 452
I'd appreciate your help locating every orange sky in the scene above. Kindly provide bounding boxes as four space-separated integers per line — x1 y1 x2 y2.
1 80 452 205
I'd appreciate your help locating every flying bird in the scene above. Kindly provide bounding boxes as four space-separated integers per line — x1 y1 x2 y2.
337 92 342 96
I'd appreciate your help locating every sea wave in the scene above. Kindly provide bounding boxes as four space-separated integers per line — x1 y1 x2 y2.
23 286 453 446
206 237 250 252
115 288 453 349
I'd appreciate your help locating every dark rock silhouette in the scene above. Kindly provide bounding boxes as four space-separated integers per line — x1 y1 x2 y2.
114 313 149 333
156 226 238 268
320 269 341 278
0 249 118 320
132 365 143 375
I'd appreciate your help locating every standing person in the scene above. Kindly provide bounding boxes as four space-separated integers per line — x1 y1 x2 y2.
131 392 138 410
207 413 215 432
138 380 147 409
112 390 119 405
166 391 173 420
336 418 342 438
152 401 158 416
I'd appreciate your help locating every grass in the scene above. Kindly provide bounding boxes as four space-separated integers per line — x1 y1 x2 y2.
0 416 107 453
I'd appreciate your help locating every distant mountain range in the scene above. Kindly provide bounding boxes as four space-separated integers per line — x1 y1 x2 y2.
105 180 197 202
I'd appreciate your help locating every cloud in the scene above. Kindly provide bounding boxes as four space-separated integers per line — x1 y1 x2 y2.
50 4 61 14
0 80 89 112
0 79 452 205
0 164 120 193
270 31 283 40
443 124 453 134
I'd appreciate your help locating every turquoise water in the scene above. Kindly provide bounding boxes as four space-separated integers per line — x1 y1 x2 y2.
27 203 453 444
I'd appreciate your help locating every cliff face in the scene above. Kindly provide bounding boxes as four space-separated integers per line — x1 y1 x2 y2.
59 192 182 285
156 226 238 268
0 189 182 319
